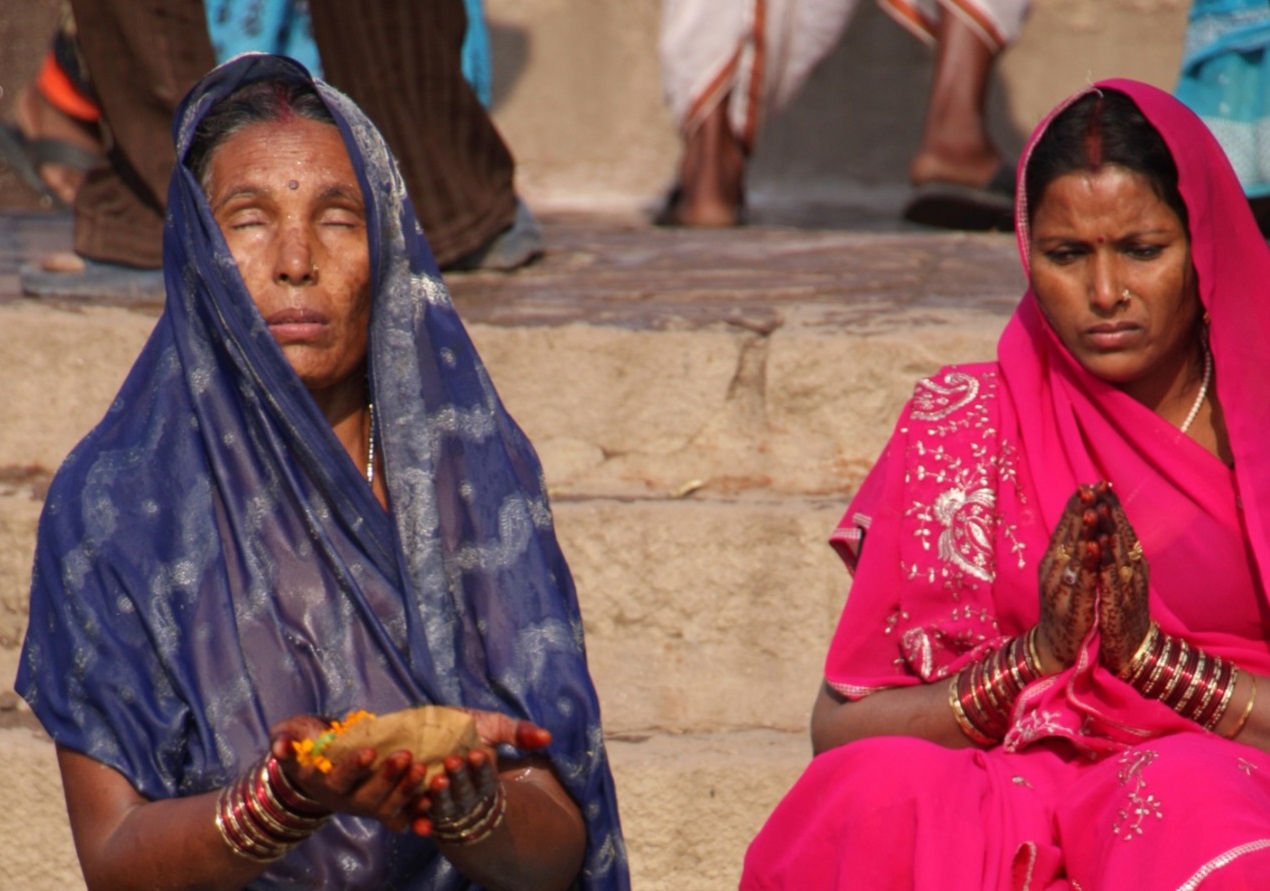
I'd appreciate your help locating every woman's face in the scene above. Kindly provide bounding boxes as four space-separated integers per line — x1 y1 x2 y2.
1028 164 1201 407
205 117 371 395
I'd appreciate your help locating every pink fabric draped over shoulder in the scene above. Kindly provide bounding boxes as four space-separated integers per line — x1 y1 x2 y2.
824 80 1270 754
743 80 1270 891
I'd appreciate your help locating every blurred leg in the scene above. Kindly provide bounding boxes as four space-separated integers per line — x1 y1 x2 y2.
908 8 1002 189
67 0 215 267
668 98 747 227
308 0 518 268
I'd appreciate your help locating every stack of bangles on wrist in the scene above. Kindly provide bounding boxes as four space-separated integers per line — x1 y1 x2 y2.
948 628 1045 746
215 755 333 863
430 781 507 846
1120 622 1255 738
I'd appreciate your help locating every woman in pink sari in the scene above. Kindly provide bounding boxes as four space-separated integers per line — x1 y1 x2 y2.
742 79 1270 889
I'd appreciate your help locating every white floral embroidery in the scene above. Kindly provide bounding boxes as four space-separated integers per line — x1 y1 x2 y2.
902 370 1028 599
1113 750 1163 840
933 486 997 581
1006 708 1068 750
910 371 980 421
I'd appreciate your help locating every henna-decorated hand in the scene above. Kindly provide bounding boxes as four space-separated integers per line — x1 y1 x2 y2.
413 709 552 839
1037 484 1102 672
270 710 552 837
270 714 431 833
1092 484 1152 676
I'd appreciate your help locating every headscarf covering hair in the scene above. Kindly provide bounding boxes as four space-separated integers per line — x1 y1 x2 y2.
823 79 1270 753
18 53 627 890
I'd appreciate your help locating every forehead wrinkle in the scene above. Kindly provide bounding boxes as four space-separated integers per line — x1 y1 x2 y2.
210 184 273 213
316 183 365 207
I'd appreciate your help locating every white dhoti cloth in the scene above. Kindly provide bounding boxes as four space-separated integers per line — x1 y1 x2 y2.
659 0 1030 148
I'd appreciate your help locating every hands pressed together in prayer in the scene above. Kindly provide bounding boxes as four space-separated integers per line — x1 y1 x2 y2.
270 708 552 839
1036 481 1152 676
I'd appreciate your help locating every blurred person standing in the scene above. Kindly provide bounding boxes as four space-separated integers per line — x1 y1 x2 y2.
20 0 538 300
656 0 1030 231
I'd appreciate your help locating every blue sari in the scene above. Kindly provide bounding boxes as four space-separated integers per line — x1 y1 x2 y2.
17 54 626 890
1175 0 1270 199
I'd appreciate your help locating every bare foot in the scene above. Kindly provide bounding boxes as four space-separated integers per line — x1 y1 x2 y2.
39 250 86 273
908 147 1003 191
13 83 102 206
667 100 746 227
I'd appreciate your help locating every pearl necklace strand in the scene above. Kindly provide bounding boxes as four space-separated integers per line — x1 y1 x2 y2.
1179 346 1212 435
365 403 376 485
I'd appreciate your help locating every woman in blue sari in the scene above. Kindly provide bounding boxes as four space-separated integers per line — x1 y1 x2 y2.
16 53 627 891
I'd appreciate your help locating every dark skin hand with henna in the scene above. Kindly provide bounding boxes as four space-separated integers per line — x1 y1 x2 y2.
59 710 583 891
1034 481 1152 677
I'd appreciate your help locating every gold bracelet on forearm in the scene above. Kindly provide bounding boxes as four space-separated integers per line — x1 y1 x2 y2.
1120 626 1241 731
1225 675 1258 740
948 634 1044 746
215 755 332 863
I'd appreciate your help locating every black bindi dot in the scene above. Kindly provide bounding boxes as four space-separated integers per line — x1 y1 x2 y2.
288 179 299 190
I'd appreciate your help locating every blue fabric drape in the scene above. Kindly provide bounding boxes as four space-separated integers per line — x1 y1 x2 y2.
17 53 626 890
1175 0 1270 199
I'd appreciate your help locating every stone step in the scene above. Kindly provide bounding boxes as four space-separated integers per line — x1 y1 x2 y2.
0 719 82 890
554 496 846 734
0 220 1019 733
0 490 846 733
0 716 810 891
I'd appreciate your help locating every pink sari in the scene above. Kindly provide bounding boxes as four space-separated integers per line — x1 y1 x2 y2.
742 80 1270 889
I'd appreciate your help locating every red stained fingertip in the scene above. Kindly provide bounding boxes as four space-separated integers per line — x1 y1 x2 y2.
1083 541 1101 569
515 723 553 749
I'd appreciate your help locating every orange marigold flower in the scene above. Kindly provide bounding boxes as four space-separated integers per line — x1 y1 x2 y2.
291 709 378 773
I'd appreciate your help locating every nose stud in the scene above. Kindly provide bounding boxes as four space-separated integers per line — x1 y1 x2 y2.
1120 288 1133 301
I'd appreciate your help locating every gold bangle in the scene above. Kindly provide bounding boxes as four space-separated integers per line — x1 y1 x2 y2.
968 661 1007 736
1204 664 1239 731
1225 675 1258 740
1173 649 1206 717
1188 655 1223 725
431 784 507 846
979 656 1006 716
1025 627 1045 679
1158 639 1190 705
948 675 995 746
1122 622 1160 681
1140 637 1173 699
1004 638 1028 695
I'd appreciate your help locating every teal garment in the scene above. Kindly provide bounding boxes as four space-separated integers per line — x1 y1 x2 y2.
204 0 493 106
1175 0 1270 199
204 0 323 75
461 0 493 108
